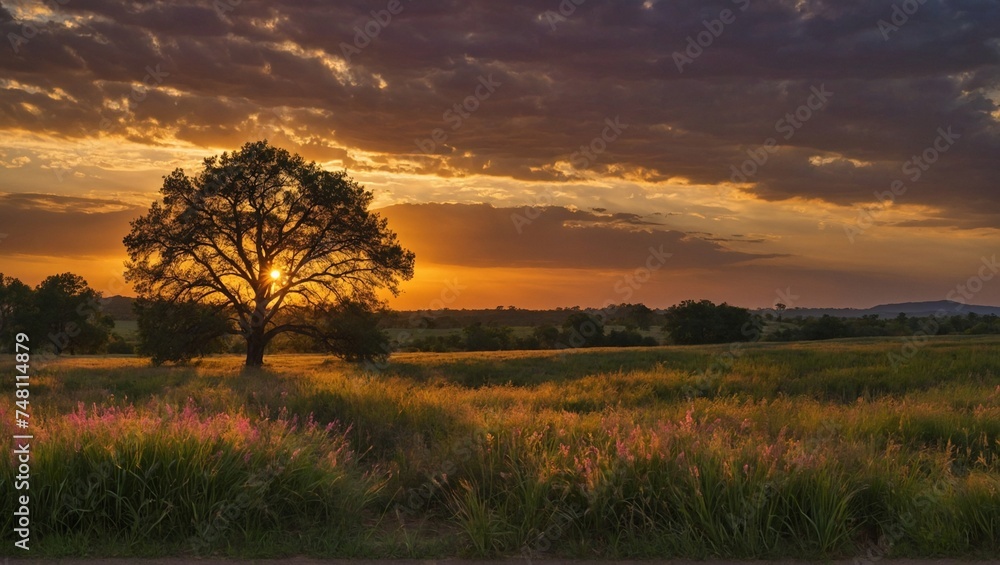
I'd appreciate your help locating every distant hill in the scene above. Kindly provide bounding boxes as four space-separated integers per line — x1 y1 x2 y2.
101 295 137 320
760 300 1000 319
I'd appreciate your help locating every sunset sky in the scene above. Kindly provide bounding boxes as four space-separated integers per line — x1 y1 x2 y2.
1 0 998 310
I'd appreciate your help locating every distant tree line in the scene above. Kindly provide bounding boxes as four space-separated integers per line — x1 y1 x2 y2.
404 311 660 353
401 301 756 352
4 272 998 361
398 300 1000 352
0 271 389 363
767 312 1000 341
382 303 662 331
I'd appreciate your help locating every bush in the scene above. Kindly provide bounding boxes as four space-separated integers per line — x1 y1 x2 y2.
312 301 392 362
800 315 852 341
106 334 135 354
135 299 231 365
463 322 514 351
605 328 658 347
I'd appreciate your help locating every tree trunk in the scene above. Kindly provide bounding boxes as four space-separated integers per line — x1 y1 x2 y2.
245 326 266 367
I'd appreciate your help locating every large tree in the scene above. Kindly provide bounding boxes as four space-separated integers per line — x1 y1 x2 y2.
124 141 415 366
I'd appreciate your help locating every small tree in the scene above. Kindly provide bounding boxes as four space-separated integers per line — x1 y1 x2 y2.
613 303 656 331
124 141 415 367
562 312 605 348
531 324 561 349
311 301 391 362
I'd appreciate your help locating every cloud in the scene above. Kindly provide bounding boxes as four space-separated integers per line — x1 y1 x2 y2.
1 191 995 309
377 202 781 270
0 0 996 227
0 191 778 270
0 192 142 257
0 154 29 168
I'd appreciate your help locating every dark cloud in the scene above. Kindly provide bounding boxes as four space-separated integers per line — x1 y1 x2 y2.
378 202 780 269
0 192 777 270
0 193 142 257
0 0 997 224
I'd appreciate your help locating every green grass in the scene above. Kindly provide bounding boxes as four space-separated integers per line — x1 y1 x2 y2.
2 335 1000 558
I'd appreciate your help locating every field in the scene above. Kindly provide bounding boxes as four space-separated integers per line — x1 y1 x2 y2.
2 336 1000 558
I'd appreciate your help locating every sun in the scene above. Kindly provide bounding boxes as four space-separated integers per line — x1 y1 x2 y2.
270 269 282 280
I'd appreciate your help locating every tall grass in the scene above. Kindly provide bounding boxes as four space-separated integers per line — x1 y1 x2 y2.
1 335 999 557
0 399 383 555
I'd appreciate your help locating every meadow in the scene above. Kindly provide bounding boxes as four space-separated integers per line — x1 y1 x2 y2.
2 335 1000 558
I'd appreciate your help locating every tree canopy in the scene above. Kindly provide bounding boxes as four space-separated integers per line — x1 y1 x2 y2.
0 273 114 354
124 141 415 366
663 299 755 345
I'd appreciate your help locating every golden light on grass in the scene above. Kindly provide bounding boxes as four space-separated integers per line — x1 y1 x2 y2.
9 337 1000 556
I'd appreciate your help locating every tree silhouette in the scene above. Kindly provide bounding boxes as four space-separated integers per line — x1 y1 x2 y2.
134 298 231 365
30 273 113 354
0 274 31 350
124 141 415 366
663 299 753 345
774 302 786 323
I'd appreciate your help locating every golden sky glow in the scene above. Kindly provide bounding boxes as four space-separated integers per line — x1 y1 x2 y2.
1 1 998 309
